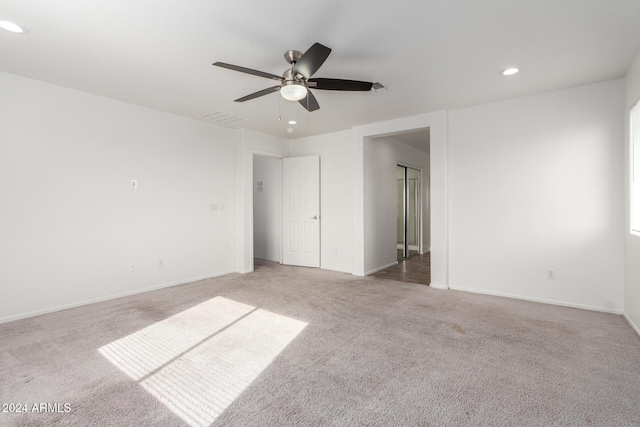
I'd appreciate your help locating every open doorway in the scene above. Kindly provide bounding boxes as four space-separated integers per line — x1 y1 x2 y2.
252 154 321 270
253 155 282 265
365 129 431 285
397 165 421 261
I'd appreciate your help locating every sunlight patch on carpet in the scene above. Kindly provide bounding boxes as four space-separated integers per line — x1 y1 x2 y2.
99 297 254 380
99 297 307 426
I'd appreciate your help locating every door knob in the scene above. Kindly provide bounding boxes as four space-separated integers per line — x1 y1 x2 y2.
311 215 318 220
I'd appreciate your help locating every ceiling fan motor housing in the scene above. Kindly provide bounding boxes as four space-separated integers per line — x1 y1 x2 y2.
282 68 305 84
284 50 303 65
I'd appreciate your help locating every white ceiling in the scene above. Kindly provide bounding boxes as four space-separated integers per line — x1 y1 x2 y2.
371 129 431 154
390 130 431 154
1 1 639 140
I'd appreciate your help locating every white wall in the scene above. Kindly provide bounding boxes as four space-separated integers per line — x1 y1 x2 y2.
3 69 628 324
289 130 353 273
235 129 288 273
253 155 281 262
363 137 429 274
448 79 625 313
0 71 236 322
624 52 640 333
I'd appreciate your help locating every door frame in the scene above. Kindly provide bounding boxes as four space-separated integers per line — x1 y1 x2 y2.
352 110 447 288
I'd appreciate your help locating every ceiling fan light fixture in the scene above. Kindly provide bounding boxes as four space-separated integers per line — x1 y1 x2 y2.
280 81 308 101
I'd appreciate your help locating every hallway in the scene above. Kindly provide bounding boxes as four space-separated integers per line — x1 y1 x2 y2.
372 252 430 285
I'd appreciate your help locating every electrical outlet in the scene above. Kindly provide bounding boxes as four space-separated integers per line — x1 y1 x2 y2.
131 179 138 189
546 269 555 280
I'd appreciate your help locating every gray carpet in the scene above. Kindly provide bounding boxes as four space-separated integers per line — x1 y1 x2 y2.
1 260 640 426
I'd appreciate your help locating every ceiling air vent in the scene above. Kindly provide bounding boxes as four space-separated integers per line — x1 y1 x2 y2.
200 111 248 127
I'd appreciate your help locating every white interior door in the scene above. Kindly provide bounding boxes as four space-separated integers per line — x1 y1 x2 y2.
282 156 320 267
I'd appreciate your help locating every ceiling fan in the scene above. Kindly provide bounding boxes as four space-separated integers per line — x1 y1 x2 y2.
213 42 374 112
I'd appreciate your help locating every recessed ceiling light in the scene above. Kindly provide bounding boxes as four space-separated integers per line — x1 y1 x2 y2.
501 67 519 76
0 21 26 34
287 128 294 134
288 120 297 125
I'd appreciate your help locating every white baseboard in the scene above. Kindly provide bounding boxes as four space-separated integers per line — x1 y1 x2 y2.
0 270 235 325
321 266 353 275
448 285 623 315
429 283 449 290
624 312 640 338
254 256 280 263
366 261 398 276
396 244 420 250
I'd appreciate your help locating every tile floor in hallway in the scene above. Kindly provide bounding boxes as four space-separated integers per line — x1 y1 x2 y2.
372 252 430 285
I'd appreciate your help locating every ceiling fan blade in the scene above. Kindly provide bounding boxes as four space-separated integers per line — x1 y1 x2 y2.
292 43 332 79
308 78 373 91
298 90 320 112
234 86 281 102
213 62 283 81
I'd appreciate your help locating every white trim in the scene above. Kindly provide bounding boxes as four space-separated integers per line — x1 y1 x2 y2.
396 244 420 250
397 160 424 171
0 271 235 324
320 266 352 274
624 312 640 337
366 261 398 275
449 285 623 315
253 256 280 263
443 110 450 291
429 283 449 290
